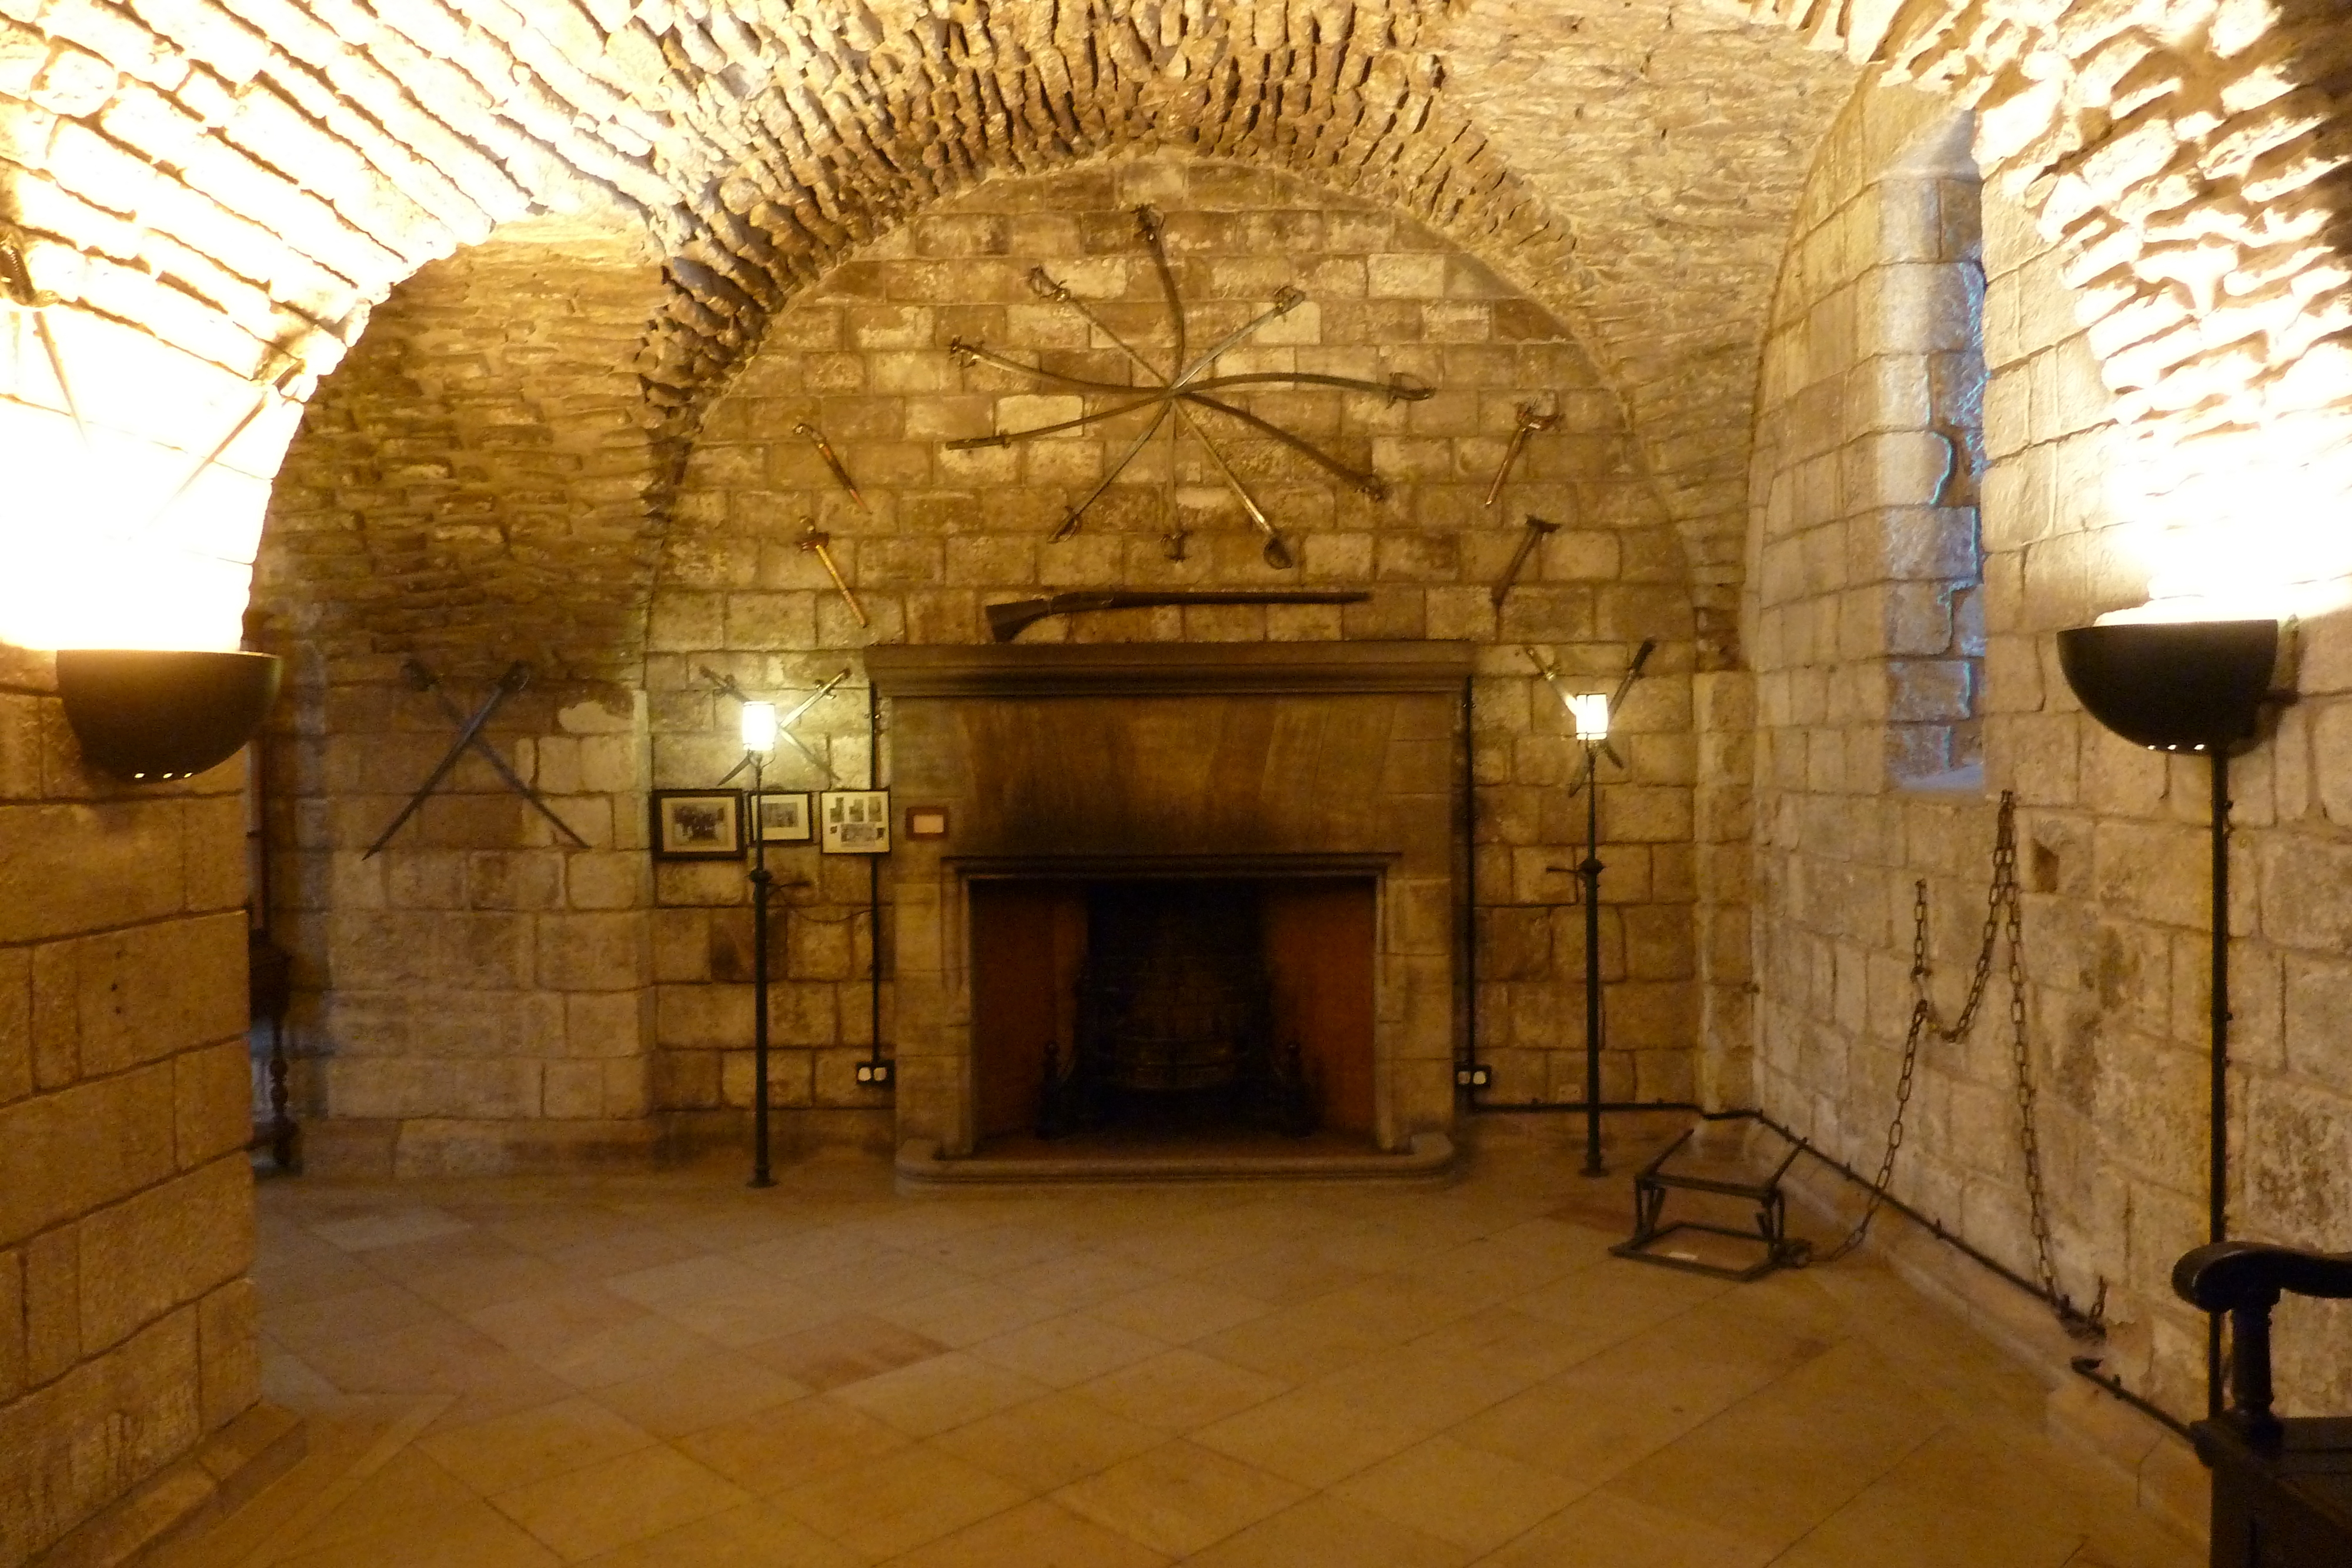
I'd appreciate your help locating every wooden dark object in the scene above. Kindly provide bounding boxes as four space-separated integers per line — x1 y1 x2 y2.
2174 1240 2352 1566
248 929 298 1171
985 590 1370 643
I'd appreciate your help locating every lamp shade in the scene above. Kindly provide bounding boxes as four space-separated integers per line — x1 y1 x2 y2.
57 648 283 780
2054 619 2277 752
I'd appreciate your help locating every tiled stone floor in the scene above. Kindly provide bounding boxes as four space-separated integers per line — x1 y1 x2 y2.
161 1138 2199 1568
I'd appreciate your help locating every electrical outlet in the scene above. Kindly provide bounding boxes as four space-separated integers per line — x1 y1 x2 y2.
855 1061 894 1086
1456 1064 1492 1089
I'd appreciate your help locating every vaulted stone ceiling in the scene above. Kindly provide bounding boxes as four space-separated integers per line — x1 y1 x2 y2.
233 0 1855 676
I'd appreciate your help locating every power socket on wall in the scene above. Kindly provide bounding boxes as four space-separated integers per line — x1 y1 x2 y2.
855 1061 894 1086
1455 1064 1492 1089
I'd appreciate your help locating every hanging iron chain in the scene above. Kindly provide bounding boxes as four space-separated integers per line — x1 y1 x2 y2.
1812 793 2104 1338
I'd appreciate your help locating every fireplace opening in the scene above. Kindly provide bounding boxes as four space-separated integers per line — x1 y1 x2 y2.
971 876 1376 1148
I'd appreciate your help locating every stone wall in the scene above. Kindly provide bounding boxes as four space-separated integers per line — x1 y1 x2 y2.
1749 71 2352 1423
0 646 257 1563
643 156 1715 1128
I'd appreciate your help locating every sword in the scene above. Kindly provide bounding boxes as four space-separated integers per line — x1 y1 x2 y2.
1485 401 1562 509
798 517 869 627
403 660 590 850
795 422 868 511
365 663 533 858
1492 514 1561 608
702 666 848 784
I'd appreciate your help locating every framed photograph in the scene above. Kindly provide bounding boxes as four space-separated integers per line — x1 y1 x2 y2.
905 805 950 840
820 790 892 855
650 790 743 858
753 790 812 844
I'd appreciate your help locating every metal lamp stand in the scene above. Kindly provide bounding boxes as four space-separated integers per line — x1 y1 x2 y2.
1576 738 1607 1176
748 747 775 1189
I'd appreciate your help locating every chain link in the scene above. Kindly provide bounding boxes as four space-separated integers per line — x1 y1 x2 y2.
1812 793 2105 1338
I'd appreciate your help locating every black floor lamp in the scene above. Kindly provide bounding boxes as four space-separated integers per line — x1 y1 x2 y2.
738 698 779 1188
1531 640 1654 1176
2056 615 2283 1419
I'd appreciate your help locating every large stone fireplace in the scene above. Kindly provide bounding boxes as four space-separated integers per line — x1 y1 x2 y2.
869 641 1472 1173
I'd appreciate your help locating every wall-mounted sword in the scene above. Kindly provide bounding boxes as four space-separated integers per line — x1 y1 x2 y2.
1492 514 1560 609
1485 400 1562 509
799 517 869 627
795 422 867 511
365 662 538 858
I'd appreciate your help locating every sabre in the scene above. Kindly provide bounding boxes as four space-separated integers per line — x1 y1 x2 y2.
1492 514 1561 609
794 423 868 511
365 663 533 858
1485 401 1562 509
403 660 590 849
703 666 848 784
798 517 868 627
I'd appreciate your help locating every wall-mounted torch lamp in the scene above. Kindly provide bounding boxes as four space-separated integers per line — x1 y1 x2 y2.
56 648 283 781
2054 613 2284 1423
1566 692 1611 744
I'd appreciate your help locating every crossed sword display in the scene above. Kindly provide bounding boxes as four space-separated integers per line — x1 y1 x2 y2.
946 205 1431 564
365 661 590 858
701 667 851 787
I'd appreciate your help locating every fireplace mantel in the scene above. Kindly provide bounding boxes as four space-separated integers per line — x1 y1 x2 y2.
866 640 1474 698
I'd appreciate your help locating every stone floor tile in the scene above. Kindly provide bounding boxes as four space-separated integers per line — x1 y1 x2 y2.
589 1349 807 1439
675 1395 912 1495
574 1500 866 1567
931 1389 1167 1490
466 1283 650 1359
543 1228 711 1281
491 1445 754 1560
308 1208 475 1253
654 1281 841 1349
1601 1338 1945 1554
830 1350 1051 1437
1089 1277 1272 1344
1331 1435 1586 1555
1076 1349 1289 1432
1052 1439 1308 1557
1182 1493 1470 1568
883 1497 1169 1568
273 1497 563 1568
405 1252 577 1316
1472 1492 1762 1567
873 1279 1065 1348
270 1284 447 1352
189 1160 2203 1568
603 1252 779 1309
996 1249 1168 1308
1309 1343 1535 1435
278 1448 482 1556
417 1395 660 1495
1193 1385 1428 1487
774 1445 1027 1559
967 1311 1166 1387
746 1313 948 1392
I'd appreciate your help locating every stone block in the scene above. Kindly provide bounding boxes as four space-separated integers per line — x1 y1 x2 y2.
563 991 647 1060
535 912 646 991
174 1038 252 1169
76 1156 251 1355
195 1276 260 1433
0 1062 176 1248
0 803 185 945
0 947 27 1107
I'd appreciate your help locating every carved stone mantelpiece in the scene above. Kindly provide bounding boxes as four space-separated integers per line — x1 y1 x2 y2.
869 641 1473 1161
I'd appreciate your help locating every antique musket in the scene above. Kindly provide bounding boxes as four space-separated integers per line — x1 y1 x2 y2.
987 590 1369 642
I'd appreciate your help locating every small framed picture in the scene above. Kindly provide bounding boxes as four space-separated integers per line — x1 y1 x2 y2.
820 790 892 855
651 790 743 858
753 791 812 844
906 805 950 840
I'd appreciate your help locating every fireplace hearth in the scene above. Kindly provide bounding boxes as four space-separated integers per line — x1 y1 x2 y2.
869 641 1472 1171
